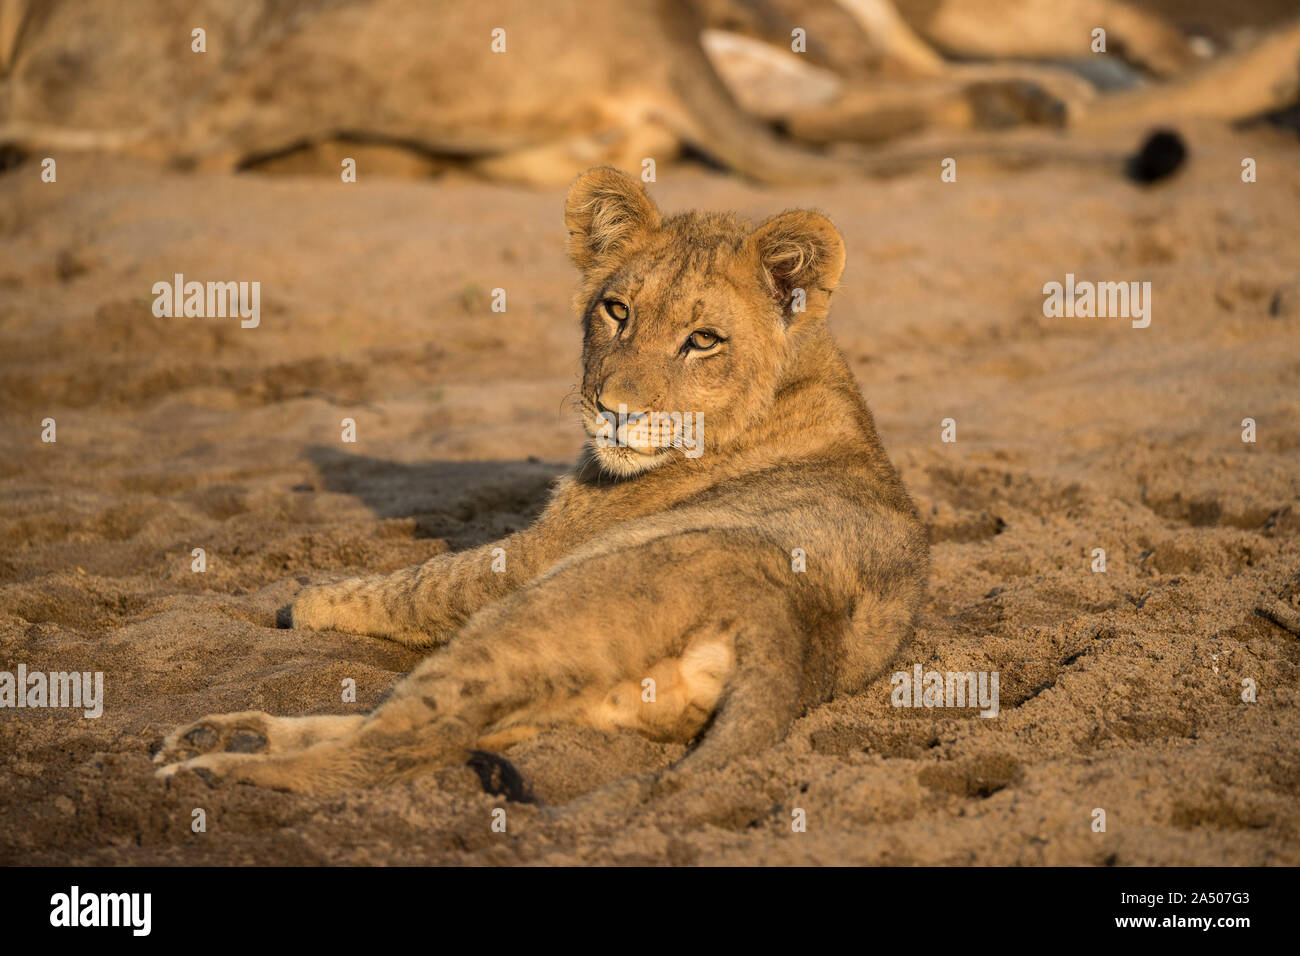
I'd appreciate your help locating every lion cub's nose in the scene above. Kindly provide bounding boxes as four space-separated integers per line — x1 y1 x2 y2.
596 396 649 424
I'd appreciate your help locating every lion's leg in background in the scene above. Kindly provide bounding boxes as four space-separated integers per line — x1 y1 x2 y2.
1077 19 1300 129
889 0 1201 78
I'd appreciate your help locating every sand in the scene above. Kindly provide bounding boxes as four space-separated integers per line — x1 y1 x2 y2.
1 120 1297 865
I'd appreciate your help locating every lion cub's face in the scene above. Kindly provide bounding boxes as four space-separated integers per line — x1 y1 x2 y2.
564 167 846 478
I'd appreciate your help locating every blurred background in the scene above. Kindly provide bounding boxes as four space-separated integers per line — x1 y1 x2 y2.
3 0 1299 182
0 0 1298 866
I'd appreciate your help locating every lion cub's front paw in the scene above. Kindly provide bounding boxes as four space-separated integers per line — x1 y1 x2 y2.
285 576 414 640
284 583 338 632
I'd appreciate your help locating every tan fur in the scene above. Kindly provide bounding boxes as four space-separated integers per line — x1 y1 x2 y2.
0 0 862 186
1075 18 1300 130
154 167 930 796
892 0 1203 78
9 0 1290 187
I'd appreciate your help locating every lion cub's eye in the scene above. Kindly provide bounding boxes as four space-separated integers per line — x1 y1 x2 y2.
686 330 721 351
603 300 629 324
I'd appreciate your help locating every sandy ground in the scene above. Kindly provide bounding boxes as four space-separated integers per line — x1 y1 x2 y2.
1 121 1297 865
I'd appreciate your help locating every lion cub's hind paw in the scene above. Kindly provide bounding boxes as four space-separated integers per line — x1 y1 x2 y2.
154 756 210 784
467 750 534 804
152 711 273 766
153 751 260 786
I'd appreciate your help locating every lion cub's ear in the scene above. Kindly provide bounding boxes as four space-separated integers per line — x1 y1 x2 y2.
746 210 846 323
564 167 661 272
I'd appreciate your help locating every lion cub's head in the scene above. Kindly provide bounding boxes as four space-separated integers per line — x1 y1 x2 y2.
565 167 847 478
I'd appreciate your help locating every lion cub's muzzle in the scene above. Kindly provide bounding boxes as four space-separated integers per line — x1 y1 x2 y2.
593 399 674 456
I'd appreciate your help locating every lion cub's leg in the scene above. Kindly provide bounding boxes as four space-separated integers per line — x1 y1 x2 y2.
153 712 365 765
550 627 810 820
286 567 434 646
157 532 810 794
286 532 547 647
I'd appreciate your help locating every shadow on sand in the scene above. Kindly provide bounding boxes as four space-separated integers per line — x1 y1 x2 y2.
303 445 569 548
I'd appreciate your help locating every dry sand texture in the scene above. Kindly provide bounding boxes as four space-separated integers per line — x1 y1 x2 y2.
0 6 1298 865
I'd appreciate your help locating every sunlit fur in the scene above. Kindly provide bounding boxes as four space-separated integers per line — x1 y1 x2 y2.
154 167 929 799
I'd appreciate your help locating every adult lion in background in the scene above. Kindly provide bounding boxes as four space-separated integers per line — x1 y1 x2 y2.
4 0 1298 185
152 167 930 796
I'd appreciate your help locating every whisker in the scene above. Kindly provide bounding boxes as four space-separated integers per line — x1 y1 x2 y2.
557 383 580 418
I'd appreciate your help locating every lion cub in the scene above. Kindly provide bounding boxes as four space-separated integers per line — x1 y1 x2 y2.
154 168 929 795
